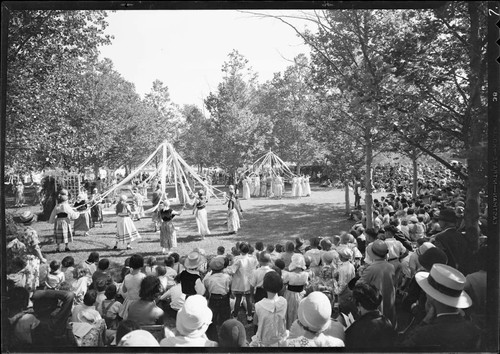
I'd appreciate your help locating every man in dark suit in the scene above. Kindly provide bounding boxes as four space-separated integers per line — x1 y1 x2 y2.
345 282 396 349
401 264 481 351
431 208 473 275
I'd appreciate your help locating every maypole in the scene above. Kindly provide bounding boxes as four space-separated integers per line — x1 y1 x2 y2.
161 141 167 198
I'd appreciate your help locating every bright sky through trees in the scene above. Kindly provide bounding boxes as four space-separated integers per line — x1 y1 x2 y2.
98 10 313 108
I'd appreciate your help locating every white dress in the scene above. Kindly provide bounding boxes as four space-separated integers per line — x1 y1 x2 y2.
291 177 297 197
296 177 303 198
304 176 311 196
242 178 251 200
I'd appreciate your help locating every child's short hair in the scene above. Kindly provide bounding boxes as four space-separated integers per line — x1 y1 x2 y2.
61 256 75 268
231 246 240 256
105 284 118 300
266 244 275 253
417 215 424 222
263 271 283 294
156 265 166 276
124 257 131 267
129 254 144 269
95 279 107 292
274 258 285 270
49 260 60 273
275 243 284 253
98 258 110 271
74 264 91 279
239 242 249 254
164 256 175 268
217 246 225 255
170 252 180 263
83 289 98 306
146 256 157 267
248 245 255 254
87 252 100 263
255 241 264 251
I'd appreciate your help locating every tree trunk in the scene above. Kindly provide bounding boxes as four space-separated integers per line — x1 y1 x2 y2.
345 180 351 216
296 162 301 175
364 132 373 228
93 164 100 181
463 2 487 254
412 154 418 199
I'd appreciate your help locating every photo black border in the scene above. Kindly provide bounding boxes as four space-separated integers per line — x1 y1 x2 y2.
1 1 498 353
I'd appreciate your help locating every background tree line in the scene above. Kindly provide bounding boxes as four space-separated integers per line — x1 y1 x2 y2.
5 3 488 245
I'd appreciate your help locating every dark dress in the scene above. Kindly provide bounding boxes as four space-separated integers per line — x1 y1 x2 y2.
345 310 397 349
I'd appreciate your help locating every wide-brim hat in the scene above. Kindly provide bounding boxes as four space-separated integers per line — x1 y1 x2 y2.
416 242 435 256
415 263 472 308
118 330 159 346
298 291 332 333
120 194 128 201
367 240 388 260
15 210 37 224
418 247 448 271
409 215 418 223
184 251 203 269
289 253 306 271
176 294 212 337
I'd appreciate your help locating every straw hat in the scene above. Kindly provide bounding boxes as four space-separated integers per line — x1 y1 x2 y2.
289 253 306 271
184 251 203 270
120 194 128 202
297 292 332 333
415 263 472 308
118 330 159 346
176 295 213 337
416 242 435 256
16 210 36 224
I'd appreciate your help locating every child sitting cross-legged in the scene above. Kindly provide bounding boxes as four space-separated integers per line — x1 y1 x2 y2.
249 270 288 347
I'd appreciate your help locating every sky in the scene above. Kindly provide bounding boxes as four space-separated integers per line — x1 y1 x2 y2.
98 10 315 109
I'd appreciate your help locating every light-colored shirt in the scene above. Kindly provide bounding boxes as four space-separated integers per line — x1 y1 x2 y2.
160 283 185 311
71 304 102 324
203 272 231 295
384 238 406 260
249 265 273 290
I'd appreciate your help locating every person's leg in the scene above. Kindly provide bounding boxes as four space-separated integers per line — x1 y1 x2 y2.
233 293 242 317
244 293 253 321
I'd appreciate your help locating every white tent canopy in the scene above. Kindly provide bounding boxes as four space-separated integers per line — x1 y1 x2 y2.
241 150 297 180
91 141 226 211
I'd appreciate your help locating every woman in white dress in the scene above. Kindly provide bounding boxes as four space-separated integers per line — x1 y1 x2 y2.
114 195 140 250
226 187 243 234
291 176 297 197
296 176 303 198
304 175 312 197
254 175 261 197
275 175 284 199
301 175 308 197
242 176 251 200
192 190 210 239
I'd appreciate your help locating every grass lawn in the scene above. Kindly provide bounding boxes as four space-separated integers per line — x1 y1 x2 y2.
6 184 381 266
